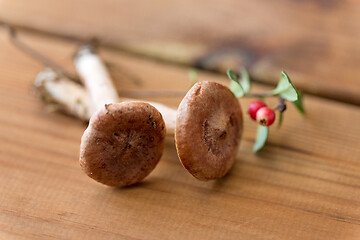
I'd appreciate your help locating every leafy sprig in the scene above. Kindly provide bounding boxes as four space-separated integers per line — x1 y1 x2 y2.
227 69 304 152
228 68 251 97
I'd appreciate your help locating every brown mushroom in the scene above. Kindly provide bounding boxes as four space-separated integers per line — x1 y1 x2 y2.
80 102 166 186
75 45 172 187
175 81 243 180
38 47 243 183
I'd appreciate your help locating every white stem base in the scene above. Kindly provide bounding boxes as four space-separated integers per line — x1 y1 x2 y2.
35 68 176 135
34 69 93 121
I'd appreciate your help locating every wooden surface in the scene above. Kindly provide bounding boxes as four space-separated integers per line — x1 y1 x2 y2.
1 0 360 105
0 27 360 239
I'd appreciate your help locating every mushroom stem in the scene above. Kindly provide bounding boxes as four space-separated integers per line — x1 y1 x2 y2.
74 45 176 134
75 45 119 109
34 68 93 121
35 68 177 135
74 45 171 187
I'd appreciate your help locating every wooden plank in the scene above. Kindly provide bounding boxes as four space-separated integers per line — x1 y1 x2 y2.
0 29 360 240
1 0 360 105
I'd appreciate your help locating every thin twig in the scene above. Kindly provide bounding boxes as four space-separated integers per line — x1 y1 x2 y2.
273 96 287 112
243 92 274 98
2 22 79 82
118 89 186 98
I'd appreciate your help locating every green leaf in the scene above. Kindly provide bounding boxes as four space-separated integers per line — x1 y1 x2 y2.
280 88 298 101
227 69 237 81
227 69 244 97
272 71 298 102
293 91 305 114
239 67 251 94
271 71 305 114
188 69 198 87
229 80 244 97
272 72 291 94
253 125 269 152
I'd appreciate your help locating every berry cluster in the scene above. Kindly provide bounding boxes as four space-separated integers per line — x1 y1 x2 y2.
247 100 275 126
227 68 304 152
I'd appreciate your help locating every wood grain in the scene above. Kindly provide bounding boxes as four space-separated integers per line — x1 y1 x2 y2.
0 28 360 239
1 0 360 105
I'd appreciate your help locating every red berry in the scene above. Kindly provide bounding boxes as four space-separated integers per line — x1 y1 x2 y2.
248 100 267 120
256 107 276 126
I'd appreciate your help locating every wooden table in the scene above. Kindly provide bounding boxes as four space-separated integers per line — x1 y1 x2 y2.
0 1 360 239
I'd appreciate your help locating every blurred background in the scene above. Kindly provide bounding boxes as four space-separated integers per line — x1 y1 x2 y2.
1 0 359 105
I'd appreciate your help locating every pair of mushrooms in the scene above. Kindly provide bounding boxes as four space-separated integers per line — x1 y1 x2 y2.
36 45 243 187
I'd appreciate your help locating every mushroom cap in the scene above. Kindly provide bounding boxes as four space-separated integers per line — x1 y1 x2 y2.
80 102 166 187
175 81 243 181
